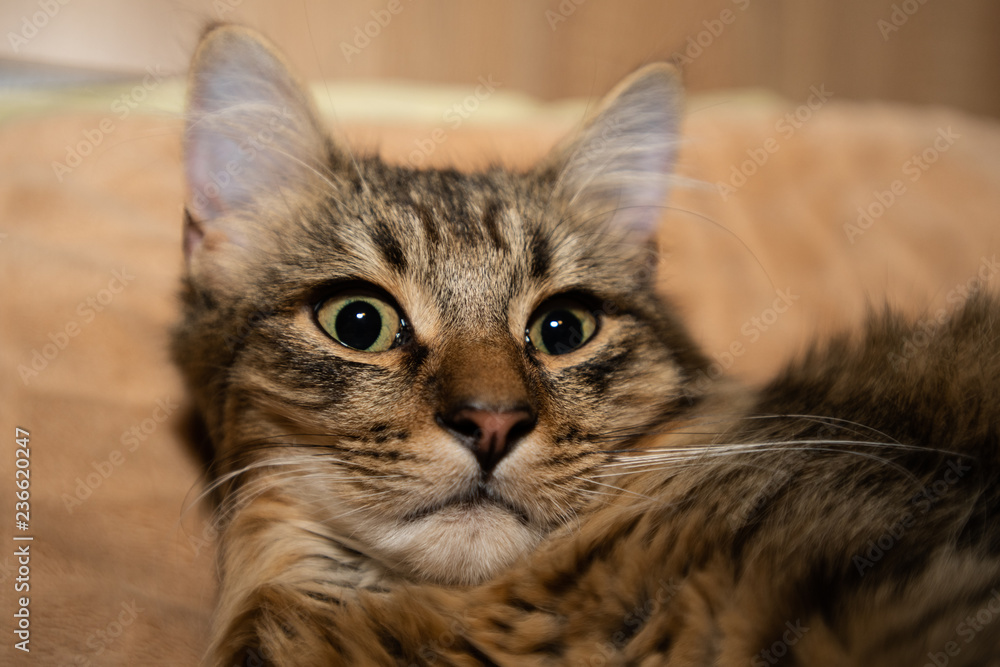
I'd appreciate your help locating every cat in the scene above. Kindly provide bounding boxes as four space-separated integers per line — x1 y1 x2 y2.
173 24 1000 666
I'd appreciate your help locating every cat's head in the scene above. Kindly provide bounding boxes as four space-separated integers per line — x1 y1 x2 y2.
174 25 707 584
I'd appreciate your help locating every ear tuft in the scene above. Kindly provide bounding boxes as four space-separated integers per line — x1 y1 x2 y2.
547 64 683 240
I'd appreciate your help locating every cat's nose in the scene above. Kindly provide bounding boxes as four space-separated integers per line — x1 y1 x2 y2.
438 406 536 473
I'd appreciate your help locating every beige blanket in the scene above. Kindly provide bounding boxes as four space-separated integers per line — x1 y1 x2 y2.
3 91 1000 664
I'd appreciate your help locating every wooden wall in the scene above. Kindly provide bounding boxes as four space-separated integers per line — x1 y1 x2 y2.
3 0 999 117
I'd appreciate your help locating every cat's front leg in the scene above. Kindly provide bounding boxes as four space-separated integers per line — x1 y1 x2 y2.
207 490 411 667
208 492 515 667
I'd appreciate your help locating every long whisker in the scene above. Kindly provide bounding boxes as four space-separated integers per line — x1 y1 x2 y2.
603 440 937 486
604 437 974 461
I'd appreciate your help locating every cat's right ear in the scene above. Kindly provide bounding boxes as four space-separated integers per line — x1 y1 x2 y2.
182 24 330 267
541 63 683 244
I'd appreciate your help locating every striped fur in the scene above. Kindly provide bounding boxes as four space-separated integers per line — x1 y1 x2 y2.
174 26 1000 666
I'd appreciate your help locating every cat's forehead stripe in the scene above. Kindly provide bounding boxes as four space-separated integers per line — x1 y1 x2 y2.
368 220 408 273
412 202 440 245
529 228 551 279
481 199 508 253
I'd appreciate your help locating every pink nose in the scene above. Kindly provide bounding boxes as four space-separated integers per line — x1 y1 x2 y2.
440 407 535 473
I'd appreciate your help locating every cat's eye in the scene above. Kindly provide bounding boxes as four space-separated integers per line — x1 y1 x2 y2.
526 300 598 355
316 292 404 352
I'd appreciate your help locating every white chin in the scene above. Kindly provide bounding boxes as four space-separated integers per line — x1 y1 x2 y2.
373 503 540 585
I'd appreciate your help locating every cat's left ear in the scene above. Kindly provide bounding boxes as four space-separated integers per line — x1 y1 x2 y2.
544 64 682 241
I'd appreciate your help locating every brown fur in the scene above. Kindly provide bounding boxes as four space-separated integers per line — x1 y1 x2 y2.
173 26 1000 666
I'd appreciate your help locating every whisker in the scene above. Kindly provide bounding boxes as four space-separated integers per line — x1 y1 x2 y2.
575 477 675 505
605 437 973 460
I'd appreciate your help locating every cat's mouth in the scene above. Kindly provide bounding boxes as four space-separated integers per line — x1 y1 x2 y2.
403 486 531 526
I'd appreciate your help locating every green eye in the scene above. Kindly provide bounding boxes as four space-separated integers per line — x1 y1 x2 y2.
527 301 598 355
316 292 403 352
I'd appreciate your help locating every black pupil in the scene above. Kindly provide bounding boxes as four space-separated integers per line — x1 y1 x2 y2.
541 309 584 354
335 301 383 350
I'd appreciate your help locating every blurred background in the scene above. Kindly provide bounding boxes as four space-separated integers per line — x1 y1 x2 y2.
1 0 998 118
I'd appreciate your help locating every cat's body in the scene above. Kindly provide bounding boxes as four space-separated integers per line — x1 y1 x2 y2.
174 26 1000 666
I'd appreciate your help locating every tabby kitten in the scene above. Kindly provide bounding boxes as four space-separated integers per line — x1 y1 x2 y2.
174 25 1000 666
